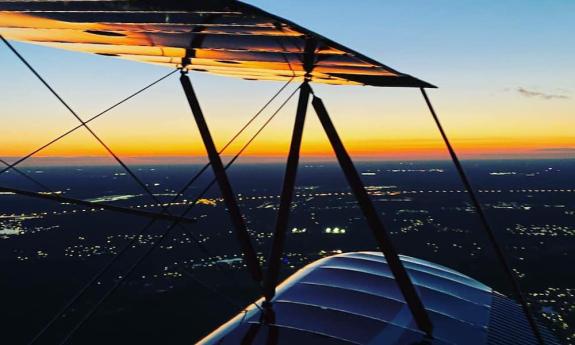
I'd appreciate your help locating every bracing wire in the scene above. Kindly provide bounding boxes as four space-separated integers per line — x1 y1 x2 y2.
0 35 289 217
179 268 244 310
1 37 290 299
26 79 296 343
57 84 302 345
273 36 298 79
0 69 178 177
0 35 176 215
167 76 294 206
2 32 548 345
173 85 302 227
0 185 197 225
1 37 214 296
0 36 191 345
0 158 53 192
420 88 545 345
0 39 217 302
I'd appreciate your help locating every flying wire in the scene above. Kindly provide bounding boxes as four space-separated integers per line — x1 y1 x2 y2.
0 38 214 300
1 32 298 344
57 84 301 345
166 75 294 207
0 67 176 177
420 88 545 345
0 159 53 192
1 35 186 222
24 75 295 343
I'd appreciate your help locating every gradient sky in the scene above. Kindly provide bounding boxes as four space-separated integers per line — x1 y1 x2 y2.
0 0 573 165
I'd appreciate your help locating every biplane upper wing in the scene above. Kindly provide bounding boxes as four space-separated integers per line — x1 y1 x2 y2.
0 0 434 87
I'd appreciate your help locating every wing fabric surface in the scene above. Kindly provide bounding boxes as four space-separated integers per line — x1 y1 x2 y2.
0 0 434 87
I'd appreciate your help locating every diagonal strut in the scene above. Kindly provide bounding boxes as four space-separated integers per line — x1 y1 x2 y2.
311 92 434 337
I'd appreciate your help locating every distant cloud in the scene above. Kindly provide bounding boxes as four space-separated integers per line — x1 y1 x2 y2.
517 87 570 100
537 148 575 152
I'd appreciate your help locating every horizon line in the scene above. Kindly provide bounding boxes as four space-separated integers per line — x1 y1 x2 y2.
1 154 573 167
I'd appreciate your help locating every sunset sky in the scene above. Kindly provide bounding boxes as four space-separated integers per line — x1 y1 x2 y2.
0 0 573 165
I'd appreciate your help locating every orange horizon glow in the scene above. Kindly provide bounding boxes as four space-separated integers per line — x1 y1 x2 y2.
1 135 573 164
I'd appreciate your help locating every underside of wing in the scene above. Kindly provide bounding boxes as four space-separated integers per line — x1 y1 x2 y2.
0 0 434 87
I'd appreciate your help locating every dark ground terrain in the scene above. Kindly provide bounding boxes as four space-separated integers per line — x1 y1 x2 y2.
0 159 573 344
